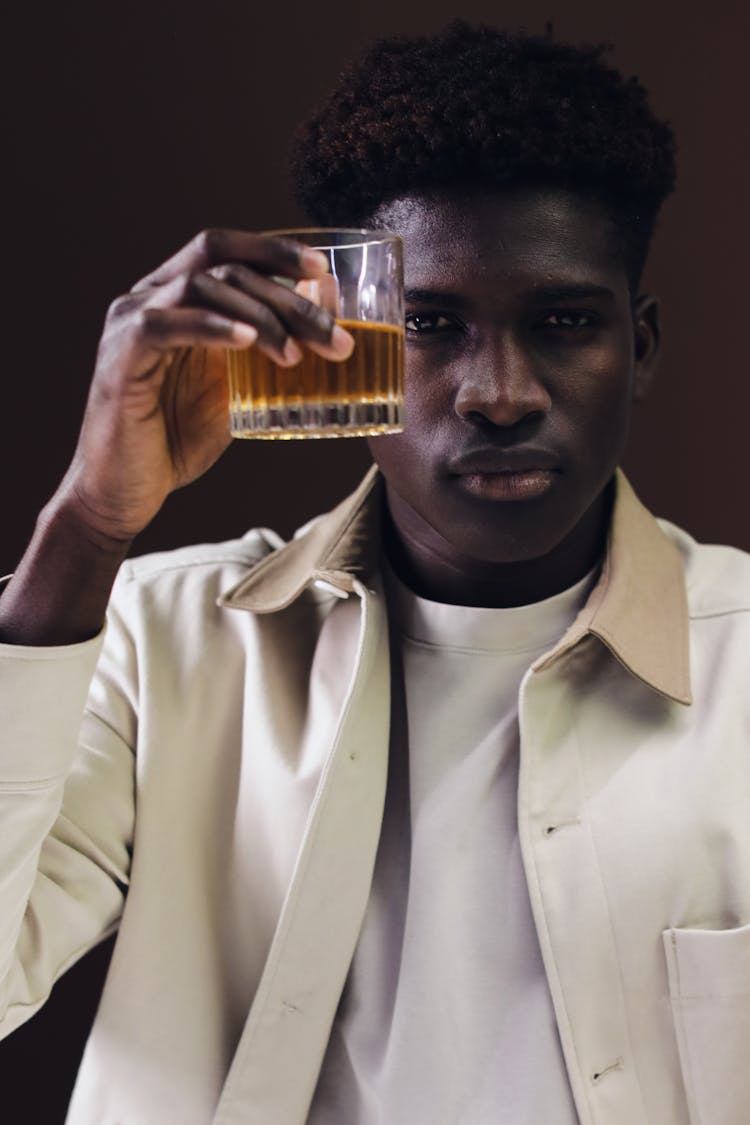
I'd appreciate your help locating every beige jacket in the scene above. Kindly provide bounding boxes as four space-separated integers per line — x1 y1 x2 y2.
0 467 749 1125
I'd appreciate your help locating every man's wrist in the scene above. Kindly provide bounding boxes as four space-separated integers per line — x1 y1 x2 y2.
41 485 138 559
0 493 133 646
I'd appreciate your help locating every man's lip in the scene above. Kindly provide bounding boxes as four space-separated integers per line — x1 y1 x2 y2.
455 468 557 502
447 446 562 475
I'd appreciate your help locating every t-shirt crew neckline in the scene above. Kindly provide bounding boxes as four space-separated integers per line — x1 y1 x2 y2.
383 559 600 657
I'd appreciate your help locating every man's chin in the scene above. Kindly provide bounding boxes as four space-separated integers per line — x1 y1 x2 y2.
422 514 574 571
424 497 574 568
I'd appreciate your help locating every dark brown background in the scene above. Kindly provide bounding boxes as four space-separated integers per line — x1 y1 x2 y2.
2 0 748 1119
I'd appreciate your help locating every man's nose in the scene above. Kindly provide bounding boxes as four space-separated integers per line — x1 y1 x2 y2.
453 335 551 427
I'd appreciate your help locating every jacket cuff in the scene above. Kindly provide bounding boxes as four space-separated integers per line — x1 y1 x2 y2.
0 630 105 785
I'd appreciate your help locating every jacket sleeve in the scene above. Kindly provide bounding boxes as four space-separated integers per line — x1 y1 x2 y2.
0 598 137 1038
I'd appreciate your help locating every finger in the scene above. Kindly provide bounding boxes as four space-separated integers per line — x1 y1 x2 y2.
134 307 259 352
130 229 330 293
295 275 341 318
130 273 300 368
179 272 308 366
207 264 354 360
105 290 151 323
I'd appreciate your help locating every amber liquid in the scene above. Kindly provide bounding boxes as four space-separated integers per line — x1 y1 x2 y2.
227 319 405 439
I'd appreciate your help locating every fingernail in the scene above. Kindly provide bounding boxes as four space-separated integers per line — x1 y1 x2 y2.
282 338 303 365
231 323 258 346
331 324 355 357
301 248 329 274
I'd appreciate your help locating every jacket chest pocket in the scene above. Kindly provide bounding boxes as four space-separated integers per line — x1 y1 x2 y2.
663 923 750 1125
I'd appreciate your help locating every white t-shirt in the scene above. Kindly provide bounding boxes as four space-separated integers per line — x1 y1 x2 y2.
308 565 596 1124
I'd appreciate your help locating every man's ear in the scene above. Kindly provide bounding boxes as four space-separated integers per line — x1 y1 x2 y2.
632 293 661 401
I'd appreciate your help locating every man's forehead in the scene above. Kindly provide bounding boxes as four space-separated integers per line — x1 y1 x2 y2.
374 186 623 282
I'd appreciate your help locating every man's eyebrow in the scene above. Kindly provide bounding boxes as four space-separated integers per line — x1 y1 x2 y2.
403 283 616 306
526 283 615 303
404 288 471 308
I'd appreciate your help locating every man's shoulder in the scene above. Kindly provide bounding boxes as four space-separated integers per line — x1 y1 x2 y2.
119 528 286 583
108 529 290 619
658 518 750 620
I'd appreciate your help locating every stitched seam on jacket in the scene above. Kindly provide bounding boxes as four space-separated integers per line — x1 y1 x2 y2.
121 552 267 583
688 606 750 621
214 588 375 1111
574 725 650 1117
668 934 704 1125
0 776 65 792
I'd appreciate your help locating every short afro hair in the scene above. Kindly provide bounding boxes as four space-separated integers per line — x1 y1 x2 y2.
289 21 677 291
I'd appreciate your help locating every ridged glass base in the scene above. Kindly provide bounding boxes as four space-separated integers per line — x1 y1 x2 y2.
229 398 404 439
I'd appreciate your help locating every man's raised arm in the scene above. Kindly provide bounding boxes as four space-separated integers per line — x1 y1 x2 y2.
0 228 353 646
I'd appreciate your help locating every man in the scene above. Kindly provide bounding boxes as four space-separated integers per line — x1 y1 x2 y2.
1 20 748 1125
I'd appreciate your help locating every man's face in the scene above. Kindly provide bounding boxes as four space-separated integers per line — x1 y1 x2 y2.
366 187 659 578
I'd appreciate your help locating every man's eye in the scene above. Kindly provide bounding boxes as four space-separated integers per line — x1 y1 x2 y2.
540 310 596 329
404 313 456 334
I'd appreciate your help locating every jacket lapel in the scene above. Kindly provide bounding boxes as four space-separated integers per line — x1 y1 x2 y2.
212 578 391 1125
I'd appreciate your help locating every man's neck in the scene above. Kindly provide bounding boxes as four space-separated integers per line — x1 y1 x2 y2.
381 485 612 608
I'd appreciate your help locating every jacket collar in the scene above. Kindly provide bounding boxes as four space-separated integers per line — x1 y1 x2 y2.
218 465 384 612
533 472 692 704
219 466 691 705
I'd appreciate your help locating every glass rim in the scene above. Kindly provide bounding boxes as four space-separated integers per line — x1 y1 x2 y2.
261 226 402 250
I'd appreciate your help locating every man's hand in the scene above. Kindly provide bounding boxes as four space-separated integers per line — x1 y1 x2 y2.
0 229 354 645
59 228 354 546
